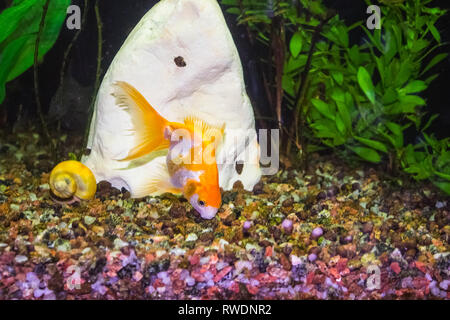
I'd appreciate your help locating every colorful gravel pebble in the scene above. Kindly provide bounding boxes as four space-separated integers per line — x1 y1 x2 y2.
0 130 449 300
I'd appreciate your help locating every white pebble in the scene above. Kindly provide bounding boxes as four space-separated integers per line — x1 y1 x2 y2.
199 256 210 265
185 276 195 286
186 233 198 242
439 280 449 291
15 255 28 264
435 201 445 209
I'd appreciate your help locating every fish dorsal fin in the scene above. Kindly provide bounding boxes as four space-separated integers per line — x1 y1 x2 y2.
112 81 171 161
183 116 225 146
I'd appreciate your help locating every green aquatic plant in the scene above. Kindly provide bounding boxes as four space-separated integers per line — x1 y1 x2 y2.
223 0 449 194
306 0 447 164
0 0 70 104
402 134 450 194
306 0 449 193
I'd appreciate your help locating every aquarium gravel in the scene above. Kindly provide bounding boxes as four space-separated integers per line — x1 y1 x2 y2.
0 130 448 300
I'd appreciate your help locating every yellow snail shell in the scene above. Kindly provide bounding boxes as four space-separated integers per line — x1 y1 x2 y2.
49 160 97 200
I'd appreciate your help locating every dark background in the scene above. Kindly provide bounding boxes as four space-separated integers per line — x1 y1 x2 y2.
1 0 449 139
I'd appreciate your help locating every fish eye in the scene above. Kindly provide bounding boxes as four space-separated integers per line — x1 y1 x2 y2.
198 200 206 207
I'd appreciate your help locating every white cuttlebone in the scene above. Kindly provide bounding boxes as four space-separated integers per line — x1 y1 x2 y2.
83 0 261 197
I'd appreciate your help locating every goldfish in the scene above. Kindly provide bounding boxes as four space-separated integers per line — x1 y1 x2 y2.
112 81 225 219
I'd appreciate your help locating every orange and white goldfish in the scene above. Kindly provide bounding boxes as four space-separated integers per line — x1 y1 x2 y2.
112 81 225 219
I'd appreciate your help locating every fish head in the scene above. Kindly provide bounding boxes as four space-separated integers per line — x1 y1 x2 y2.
184 171 221 220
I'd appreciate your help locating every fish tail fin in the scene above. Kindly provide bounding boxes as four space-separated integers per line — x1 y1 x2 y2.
133 163 181 197
112 81 170 161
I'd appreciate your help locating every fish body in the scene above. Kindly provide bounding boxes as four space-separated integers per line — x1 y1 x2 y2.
112 81 224 219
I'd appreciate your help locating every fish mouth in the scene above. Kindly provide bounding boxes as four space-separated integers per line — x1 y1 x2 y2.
198 206 218 220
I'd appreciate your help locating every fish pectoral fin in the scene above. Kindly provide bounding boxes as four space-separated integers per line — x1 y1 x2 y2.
133 164 181 198
112 81 171 161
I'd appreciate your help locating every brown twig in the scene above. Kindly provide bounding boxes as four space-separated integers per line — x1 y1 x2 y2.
258 116 302 151
272 16 285 132
287 12 336 170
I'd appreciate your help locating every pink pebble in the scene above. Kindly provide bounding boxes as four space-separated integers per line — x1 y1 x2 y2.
243 221 252 230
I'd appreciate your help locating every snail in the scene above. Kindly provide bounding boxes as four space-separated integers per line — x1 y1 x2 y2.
49 160 97 201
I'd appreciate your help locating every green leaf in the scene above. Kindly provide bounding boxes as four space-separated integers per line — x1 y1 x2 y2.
221 0 238 5
433 181 450 195
427 22 441 43
0 0 70 104
411 39 429 53
0 34 32 104
399 80 427 94
374 56 385 86
336 114 346 134
226 7 240 15
331 71 343 85
310 120 338 140
348 45 361 65
382 87 398 105
434 170 450 181
285 54 307 73
311 98 335 121
290 31 303 58
386 122 403 137
0 0 38 44
386 122 404 148
362 26 383 52
421 53 448 75
421 114 439 132
330 87 345 103
424 73 439 85
336 25 349 48
354 136 388 153
68 152 78 161
357 66 376 104
336 101 351 132
349 146 381 163
395 61 413 88
383 28 398 64
398 95 426 107
282 75 295 97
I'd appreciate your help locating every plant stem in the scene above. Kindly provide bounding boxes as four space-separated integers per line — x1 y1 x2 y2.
80 0 102 159
33 0 54 150
237 0 255 46
57 0 89 132
59 0 89 98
